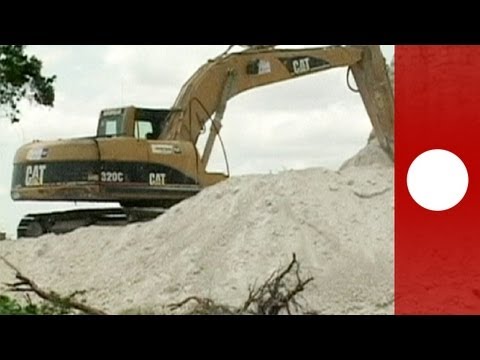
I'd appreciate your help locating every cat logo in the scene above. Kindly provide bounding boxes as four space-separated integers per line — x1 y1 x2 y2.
25 165 47 187
149 173 167 186
292 58 311 75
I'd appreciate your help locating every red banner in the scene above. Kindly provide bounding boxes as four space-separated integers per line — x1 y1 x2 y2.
396 46 480 314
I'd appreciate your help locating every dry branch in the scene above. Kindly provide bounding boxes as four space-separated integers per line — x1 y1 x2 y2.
170 254 314 315
242 253 314 315
169 296 236 315
1 253 314 316
0 255 107 315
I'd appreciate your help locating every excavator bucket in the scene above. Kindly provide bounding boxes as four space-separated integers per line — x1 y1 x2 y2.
351 45 395 160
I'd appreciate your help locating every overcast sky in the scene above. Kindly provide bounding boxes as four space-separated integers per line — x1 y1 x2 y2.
0 45 394 236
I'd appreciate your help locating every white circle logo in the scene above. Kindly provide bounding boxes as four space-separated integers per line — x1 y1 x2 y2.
407 150 469 212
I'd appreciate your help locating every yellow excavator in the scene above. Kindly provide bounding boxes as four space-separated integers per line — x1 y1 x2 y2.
11 45 394 238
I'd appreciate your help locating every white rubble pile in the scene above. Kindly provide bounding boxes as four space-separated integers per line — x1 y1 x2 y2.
0 141 394 314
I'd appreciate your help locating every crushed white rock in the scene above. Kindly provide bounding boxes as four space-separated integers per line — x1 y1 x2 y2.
0 140 393 315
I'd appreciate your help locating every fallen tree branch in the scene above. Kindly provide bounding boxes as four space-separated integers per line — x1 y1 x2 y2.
243 253 314 315
169 296 236 315
0 256 107 315
169 296 214 311
1 254 314 316
170 254 314 315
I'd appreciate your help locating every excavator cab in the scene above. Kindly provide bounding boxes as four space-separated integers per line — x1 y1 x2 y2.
96 107 171 140
97 108 127 138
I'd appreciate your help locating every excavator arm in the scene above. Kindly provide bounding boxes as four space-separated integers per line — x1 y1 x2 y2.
160 45 394 164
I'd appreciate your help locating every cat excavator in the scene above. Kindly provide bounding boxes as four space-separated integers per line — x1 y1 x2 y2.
11 45 394 238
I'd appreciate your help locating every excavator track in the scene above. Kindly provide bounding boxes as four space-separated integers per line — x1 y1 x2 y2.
17 207 165 239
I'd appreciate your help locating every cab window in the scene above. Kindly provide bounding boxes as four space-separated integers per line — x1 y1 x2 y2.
97 110 126 137
135 120 154 140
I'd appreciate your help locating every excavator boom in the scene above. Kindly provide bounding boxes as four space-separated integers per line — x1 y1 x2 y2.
162 45 394 160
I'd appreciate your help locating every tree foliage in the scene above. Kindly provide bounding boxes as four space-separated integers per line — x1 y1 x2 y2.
0 295 72 315
0 45 56 123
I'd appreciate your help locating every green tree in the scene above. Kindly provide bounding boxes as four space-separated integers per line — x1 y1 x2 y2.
0 295 72 315
0 45 56 123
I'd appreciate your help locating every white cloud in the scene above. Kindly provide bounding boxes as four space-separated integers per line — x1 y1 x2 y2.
16 105 98 141
27 46 72 71
205 100 371 175
104 45 227 90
